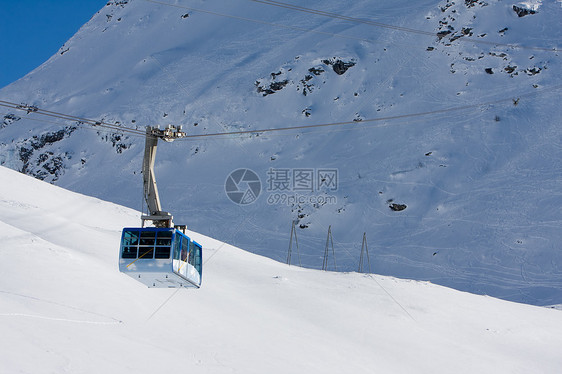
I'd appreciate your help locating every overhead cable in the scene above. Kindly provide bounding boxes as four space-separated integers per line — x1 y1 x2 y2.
0 100 146 137
249 0 559 52
176 84 562 140
2 84 560 142
143 0 381 45
143 0 558 52
0 111 145 138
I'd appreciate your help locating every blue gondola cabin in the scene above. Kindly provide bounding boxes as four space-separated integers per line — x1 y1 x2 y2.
119 227 202 288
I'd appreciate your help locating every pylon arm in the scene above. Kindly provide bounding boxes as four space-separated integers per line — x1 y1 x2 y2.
142 125 186 228
143 131 162 216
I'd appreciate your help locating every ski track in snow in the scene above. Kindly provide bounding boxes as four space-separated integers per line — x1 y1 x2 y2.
0 313 121 325
0 290 123 324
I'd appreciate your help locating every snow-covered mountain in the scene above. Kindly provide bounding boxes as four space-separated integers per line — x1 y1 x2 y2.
1 0 561 305
1 164 562 373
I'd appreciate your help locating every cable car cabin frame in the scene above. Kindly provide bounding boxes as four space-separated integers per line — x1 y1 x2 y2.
119 227 202 288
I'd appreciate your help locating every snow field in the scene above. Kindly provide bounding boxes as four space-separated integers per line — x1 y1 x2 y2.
1 165 562 373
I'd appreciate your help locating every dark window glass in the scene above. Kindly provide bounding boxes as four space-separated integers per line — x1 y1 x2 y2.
188 240 195 265
194 244 202 275
156 231 172 246
174 235 181 260
181 238 188 262
138 247 154 259
140 231 156 246
155 246 171 259
122 246 137 259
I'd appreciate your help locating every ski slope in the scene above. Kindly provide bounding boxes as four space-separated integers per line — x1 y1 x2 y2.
1 165 561 373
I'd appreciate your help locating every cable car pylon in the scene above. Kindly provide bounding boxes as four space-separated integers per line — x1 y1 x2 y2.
118 125 202 288
322 225 337 271
141 125 186 228
286 220 301 266
358 232 371 273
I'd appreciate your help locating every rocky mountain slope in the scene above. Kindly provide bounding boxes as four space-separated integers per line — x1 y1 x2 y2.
1 0 561 304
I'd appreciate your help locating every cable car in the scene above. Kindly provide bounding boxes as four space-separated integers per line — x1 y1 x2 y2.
119 227 202 288
119 125 202 288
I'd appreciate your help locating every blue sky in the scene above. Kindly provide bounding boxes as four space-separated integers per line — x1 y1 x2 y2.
0 0 107 88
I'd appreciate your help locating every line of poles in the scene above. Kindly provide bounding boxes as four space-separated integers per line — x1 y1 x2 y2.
286 221 371 273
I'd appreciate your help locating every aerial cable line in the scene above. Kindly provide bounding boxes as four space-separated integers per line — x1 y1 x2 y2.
175 84 562 140
143 0 382 45
0 101 141 136
0 110 145 138
173 102 502 139
250 0 439 36
248 0 558 52
2 84 560 142
0 100 145 137
144 0 557 51
0 100 142 134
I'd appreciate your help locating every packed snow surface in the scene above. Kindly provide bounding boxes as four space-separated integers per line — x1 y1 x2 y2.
1 0 561 305
1 165 562 373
